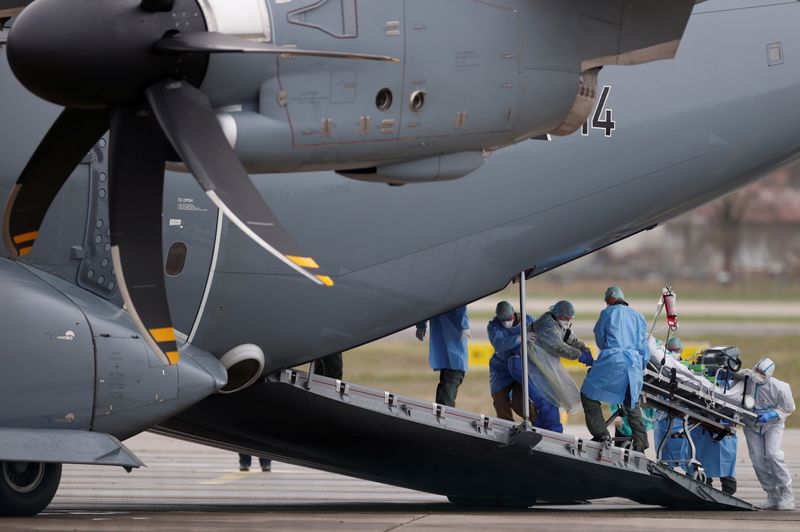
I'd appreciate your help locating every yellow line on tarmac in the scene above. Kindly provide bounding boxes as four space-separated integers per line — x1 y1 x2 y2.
200 471 252 485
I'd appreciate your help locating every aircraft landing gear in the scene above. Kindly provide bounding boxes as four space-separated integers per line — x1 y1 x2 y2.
0 461 62 517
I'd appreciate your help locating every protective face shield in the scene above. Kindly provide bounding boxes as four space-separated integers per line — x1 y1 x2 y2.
753 357 775 384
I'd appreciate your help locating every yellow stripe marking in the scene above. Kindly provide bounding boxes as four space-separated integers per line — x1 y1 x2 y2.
13 231 38 245
316 275 334 287
150 327 176 343
287 255 320 269
18 246 33 257
165 351 180 365
201 472 251 485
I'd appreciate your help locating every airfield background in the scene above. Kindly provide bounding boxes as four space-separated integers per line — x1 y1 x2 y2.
340 160 800 428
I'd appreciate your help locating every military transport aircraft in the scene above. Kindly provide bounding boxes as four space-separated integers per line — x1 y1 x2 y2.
0 0 798 516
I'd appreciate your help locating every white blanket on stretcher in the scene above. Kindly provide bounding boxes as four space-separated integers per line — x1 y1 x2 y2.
646 337 745 400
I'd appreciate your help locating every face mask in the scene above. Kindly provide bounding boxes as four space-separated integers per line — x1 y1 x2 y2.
753 372 769 385
558 319 572 330
502 320 513 329
668 349 681 360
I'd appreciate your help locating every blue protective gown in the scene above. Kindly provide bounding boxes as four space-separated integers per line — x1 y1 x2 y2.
692 428 737 478
417 306 469 371
508 355 562 432
654 416 690 465
581 304 648 406
487 314 534 395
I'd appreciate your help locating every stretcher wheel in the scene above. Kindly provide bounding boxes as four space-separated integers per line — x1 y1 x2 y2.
693 470 707 484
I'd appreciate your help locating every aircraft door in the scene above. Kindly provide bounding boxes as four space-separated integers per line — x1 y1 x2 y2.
271 0 405 146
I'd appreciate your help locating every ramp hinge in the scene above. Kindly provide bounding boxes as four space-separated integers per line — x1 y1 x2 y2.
384 391 396 408
289 370 298 385
400 404 412 417
598 440 613 463
473 415 492 434
567 438 587 457
433 403 445 422
336 380 349 398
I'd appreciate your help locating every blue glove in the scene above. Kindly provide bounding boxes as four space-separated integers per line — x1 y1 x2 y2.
757 410 779 424
578 350 594 367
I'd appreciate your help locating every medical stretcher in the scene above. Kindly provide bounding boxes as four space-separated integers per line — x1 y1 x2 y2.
639 347 757 480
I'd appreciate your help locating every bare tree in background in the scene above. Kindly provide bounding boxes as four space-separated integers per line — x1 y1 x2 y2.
709 190 756 281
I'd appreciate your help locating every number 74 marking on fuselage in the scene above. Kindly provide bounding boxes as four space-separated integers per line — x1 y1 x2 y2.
582 85 615 138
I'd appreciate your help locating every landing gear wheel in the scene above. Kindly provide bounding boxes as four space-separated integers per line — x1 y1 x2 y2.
0 462 62 517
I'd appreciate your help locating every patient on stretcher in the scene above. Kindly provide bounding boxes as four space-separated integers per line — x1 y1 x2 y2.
646 336 747 401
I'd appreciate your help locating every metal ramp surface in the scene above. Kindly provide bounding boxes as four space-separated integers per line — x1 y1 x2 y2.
157 370 755 510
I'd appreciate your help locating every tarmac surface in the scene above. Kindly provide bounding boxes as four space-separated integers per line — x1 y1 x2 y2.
2 429 799 530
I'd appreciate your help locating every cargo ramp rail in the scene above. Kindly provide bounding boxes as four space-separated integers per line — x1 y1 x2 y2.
156 369 755 510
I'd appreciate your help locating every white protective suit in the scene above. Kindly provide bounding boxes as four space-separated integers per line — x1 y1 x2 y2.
741 369 796 510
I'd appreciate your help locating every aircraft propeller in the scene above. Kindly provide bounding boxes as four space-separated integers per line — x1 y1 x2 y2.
1 0 396 364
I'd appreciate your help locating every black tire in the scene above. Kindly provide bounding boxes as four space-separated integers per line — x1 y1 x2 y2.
0 462 62 517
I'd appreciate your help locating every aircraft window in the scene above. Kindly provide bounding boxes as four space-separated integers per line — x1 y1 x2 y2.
376 88 393 111
165 242 188 276
767 42 784 67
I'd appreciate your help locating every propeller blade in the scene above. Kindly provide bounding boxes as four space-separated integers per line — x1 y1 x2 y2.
2 108 108 258
154 32 400 63
145 80 333 287
109 106 179 366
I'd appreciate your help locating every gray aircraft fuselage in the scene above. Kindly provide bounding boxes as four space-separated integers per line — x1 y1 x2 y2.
1 0 799 406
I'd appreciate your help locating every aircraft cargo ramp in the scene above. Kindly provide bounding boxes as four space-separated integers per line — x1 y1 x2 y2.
156 370 755 511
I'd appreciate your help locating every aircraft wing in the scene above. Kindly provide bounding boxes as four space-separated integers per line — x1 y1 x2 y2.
0 0 33 18
576 0 702 70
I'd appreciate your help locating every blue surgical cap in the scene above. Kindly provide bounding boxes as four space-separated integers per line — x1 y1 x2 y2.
605 286 625 302
666 337 683 351
495 301 514 320
552 300 575 319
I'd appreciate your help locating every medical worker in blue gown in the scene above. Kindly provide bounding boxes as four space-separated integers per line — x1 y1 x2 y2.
581 286 649 451
416 305 470 407
487 301 534 421
691 427 738 494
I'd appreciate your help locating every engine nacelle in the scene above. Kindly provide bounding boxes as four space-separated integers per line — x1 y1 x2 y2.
194 0 694 179
0 259 226 441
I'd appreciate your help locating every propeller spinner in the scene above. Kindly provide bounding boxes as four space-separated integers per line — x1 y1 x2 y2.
2 0 395 363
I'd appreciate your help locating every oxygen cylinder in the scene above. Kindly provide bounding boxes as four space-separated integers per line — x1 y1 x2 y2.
662 287 678 330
